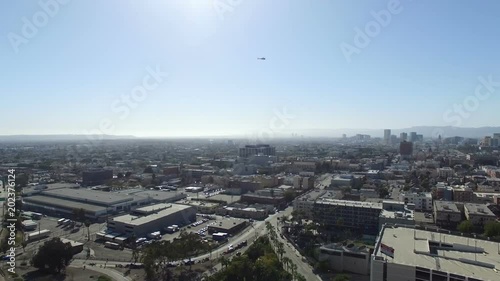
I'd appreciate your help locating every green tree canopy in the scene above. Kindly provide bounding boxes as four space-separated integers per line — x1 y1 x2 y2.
457 220 474 234
484 221 500 237
31 238 73 273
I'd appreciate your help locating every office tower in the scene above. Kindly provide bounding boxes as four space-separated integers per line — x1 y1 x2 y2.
410 132 417 142
384 129 391 145
400 132 407 141
400 141 413 159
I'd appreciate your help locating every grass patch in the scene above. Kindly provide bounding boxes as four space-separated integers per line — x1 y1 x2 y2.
16 231 25 244
97 275 113 281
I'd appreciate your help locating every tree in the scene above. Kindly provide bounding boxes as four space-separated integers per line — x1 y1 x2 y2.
125 171 132 178
84 220 91 241
117 173 124 179
73 208 86 222
484 221 500 237
283 190 296 202
31 238 73 273
457 220 474 234
276 242 285 261
144 166 154 173
378 187 389 199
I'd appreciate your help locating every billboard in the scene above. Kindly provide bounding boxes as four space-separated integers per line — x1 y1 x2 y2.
380 243 395 258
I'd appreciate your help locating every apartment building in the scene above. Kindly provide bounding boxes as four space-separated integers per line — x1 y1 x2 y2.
399 192 433 211
464 203 497 227
433 201 462 228
313 199 382 235
452 185 474 202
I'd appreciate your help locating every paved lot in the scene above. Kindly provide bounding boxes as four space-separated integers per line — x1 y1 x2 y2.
159 215 247 242
414 211 434 225
21 216 134 262
209 194 241 204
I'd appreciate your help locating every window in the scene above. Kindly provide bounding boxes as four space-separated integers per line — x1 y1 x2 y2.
416 267 430 280
431 271 447 281
344 252 366 259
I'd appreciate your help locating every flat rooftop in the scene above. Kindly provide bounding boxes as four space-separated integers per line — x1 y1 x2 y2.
187 200 219 208
112 204 193 226
375 226 500 281
135 203 172 214
464 203 496 216
380 209 414 220
316 198 382 209
208 219 246 230
296 190 326 202
42 188 133 206
133 190 187 202
24 195 107 213
434 201 460 213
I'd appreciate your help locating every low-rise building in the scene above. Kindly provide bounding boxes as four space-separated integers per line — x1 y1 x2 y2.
185 200 220 214
207 219 247 235
464 203 497 227
216 203 272 220
433 201 462 228
107 203 196 237
452 185 474 202
437 167 454 179
399 192 433 211
371 224 500 281
318 242 372 275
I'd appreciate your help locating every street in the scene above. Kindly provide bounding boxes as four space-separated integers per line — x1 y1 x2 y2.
203 206 322 281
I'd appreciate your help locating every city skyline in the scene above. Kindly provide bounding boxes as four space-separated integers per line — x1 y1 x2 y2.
2 0 500 137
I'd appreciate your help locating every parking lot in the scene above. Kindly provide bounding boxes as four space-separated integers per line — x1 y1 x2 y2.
20 215 133 262
209 194 241 204
414 211 434 225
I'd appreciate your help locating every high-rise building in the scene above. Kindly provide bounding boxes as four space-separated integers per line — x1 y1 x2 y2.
384 129 391 145
410 132 417 142
400 132 407 141
399 141 413 159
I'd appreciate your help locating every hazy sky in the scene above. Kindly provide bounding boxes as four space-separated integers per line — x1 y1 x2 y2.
1 0 500 137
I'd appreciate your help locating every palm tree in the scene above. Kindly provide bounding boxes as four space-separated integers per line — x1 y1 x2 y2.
219 256 229 269
282 256 291 272
84 220 91 241
290 263 298 281
277 241 285 261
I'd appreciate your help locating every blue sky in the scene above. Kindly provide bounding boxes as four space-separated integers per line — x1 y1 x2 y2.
1 0 500 137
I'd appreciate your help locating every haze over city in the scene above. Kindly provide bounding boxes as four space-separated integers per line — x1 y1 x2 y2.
2 0 500 138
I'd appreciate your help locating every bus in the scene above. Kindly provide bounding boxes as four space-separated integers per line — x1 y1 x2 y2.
26 230 51 242
212 232 228 241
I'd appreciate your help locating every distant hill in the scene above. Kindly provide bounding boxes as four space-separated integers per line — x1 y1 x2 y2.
0 134 136 142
